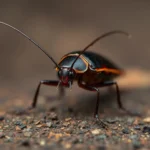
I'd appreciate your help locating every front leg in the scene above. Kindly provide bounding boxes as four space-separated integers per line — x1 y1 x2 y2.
78 80 107 128
78 81 100 118
31 80 60 109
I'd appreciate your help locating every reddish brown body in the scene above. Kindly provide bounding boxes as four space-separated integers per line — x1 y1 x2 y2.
57 51 123 85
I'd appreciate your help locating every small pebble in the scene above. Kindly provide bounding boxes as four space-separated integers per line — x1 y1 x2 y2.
20 124 26 130
49 112 58 120
40 139 46 146
78 121 88 129
65 128 73 134
36 124 43 128
23 132 32 137
91 129 101 135
15 121 21 125
122 128 130 134
16 126 22 131
106 118 118 124
134 125 141 130
143 117 150 123
15 121 26 129
142 126 150 134
63 122 70 127
35 120 40 125
65 118 72 122
46 122 52 128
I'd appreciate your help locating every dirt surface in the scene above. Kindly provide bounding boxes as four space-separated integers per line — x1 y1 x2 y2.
0 69 149 150
1 111 150 150
0 101 150 150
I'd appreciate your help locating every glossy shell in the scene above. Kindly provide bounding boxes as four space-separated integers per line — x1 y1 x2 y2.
58 51 122 73
58 53 88 73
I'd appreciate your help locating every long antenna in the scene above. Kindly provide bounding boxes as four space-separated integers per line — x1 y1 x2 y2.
0 21 60 69
71 30 131 68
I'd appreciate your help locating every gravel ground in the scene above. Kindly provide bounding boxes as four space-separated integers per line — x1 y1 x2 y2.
0 86 150 150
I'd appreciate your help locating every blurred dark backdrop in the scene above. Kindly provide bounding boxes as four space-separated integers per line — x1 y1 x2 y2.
0 0 150 111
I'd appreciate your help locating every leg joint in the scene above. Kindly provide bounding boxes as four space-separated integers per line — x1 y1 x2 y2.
93 87 99 92
40 81 44 84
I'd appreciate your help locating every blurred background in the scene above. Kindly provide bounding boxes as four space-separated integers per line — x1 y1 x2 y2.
0 0 150 114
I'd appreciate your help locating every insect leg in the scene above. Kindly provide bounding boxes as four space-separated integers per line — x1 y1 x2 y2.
78 81 107 128
79 83 100 117
78 81 99 116
31 80 59 109
97 81 141 116
95 81 125 110
97 81 122 109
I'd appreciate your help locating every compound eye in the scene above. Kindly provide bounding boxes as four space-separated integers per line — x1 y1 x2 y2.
58 70 62 77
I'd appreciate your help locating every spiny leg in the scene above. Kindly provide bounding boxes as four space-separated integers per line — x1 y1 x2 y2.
96 81 141 116
96 81 122 109
78 81 107 128
113 82 126 111
31 80 59 109
113 82 141 116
